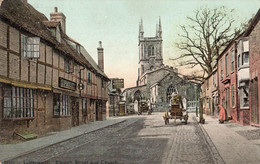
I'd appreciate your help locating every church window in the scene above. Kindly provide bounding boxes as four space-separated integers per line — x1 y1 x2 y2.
141 65 144 74
148 45 154 56
166 85 178 102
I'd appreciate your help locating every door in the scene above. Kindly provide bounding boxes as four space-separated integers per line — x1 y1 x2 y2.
96 101 99 121
226 87 230 118
71 98 79 126
251 78 259 124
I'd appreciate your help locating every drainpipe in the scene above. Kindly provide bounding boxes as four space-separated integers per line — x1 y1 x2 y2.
235 42 239 122
79 67 85 97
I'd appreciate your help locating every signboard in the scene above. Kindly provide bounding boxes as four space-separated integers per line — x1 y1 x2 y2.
59 77 77 91
112 79 124 89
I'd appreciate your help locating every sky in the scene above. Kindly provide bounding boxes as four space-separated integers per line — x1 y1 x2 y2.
28 0 260 88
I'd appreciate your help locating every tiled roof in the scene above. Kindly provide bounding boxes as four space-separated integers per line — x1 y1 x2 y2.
0 0 108 80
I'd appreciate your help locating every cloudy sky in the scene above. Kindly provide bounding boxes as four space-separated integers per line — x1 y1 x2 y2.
28 0 260 88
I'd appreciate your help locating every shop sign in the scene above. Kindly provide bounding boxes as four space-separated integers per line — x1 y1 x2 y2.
112 79 124 89
59 77 76 91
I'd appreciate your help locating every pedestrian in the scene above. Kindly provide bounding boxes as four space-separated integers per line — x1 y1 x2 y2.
218 105 225 124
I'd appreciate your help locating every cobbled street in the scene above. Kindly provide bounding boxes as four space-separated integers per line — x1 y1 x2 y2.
7 113 222 164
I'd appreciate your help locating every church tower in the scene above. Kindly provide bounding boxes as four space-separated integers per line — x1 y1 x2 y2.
137 18 163 85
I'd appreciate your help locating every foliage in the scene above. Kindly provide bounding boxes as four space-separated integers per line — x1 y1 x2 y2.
173 6 246 81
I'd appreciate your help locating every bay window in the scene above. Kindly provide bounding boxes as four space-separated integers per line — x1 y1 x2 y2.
3 86 34 119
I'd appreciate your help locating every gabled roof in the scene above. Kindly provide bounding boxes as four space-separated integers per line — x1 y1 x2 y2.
0 0 109 80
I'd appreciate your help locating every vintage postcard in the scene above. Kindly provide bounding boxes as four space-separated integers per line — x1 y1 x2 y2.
0 0 260 163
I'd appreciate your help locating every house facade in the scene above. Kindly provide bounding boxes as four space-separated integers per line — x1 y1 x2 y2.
236 37 250 125
201 70 218 117
217 39 238 122
0 0 109 137
245 9 260 126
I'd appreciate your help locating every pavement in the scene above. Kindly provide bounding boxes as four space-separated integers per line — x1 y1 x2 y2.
195 113 260 164
0 117 126 162
2 113 260 164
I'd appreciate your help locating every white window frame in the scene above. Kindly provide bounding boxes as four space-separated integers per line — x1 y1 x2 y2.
21 34 40 58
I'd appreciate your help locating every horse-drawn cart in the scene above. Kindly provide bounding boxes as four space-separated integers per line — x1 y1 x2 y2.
138 100 152 115
163 94 188 125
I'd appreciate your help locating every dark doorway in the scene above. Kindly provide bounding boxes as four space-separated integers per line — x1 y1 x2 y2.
96 101 99 121
71 98 79 126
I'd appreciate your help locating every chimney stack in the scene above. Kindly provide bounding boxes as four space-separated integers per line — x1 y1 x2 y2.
50 7 66 33
97 41 104 72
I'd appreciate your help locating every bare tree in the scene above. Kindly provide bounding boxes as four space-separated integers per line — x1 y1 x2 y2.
173 6 245 81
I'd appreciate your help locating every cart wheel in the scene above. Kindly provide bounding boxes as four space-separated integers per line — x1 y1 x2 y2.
165 119 169 125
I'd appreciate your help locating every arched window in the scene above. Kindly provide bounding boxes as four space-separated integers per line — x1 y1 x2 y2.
134 90 142 102
166 85 178 102
148 45 154 56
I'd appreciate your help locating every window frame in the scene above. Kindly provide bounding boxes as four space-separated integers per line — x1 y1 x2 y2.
242 52 249 65
231 84 235 107
53 93 71 117
87 72 92 84
82 98 87 116
225 53 229 76
220 59 223 80
231 50 234 73
21 34 40 59
3 86 34 119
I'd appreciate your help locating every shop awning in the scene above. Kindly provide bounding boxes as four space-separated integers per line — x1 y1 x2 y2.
0 75 52 90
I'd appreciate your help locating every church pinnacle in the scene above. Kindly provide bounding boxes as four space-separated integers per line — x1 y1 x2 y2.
158 17 162 38
139 18 144 40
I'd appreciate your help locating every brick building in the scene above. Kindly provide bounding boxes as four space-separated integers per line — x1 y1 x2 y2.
245 9 260 126
217 37 239 122
201 70 218 117
0 0 109 137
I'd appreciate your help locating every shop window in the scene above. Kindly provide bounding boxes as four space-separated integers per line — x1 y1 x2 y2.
3 86 34 118
21 34 40 58
53 94 70 116
64 57 74 73
239 81 249 108
82 98 87 116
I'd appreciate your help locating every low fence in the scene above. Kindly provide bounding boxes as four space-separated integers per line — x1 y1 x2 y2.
187 101 199 113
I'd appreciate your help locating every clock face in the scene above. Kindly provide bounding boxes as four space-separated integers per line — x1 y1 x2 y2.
149 58 155 65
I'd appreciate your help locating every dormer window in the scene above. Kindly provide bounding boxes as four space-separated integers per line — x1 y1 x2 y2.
64 57 74 73
76 45 80 54
21 34 40 58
